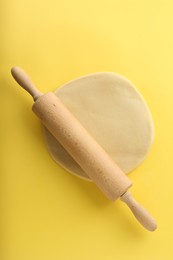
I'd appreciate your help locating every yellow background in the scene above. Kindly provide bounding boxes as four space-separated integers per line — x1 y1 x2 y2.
1 0 173 259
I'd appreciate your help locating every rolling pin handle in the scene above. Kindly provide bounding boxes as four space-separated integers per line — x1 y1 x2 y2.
11 66 43 101
120 191 157 231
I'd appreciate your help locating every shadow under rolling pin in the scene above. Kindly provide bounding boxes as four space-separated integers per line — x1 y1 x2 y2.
11 66 157 232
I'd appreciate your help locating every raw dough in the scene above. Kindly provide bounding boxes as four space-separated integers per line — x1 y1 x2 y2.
43 72 154 181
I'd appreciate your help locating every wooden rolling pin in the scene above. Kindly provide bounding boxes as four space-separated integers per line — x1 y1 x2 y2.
11 66 157 231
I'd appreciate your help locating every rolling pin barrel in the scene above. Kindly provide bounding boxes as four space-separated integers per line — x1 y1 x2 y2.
32 92 132 201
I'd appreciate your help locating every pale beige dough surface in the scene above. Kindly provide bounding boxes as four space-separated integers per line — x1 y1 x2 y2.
43 72 154 181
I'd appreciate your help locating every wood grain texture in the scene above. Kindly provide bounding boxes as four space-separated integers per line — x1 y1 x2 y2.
32 93 132 201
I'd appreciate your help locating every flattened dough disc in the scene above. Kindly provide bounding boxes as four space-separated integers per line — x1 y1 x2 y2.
43 72 154 181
